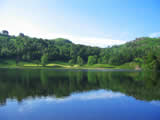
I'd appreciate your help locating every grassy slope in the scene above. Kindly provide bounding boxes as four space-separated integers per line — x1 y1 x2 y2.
0 59 138 69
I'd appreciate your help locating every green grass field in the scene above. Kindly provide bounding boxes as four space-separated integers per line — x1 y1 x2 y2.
0 59 138 70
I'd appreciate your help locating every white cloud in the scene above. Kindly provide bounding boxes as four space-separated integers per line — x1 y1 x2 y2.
0 26 125 48
149 32 160 38
44 90 124 102
0 15 126 48
42 33 126 48
76 90 124 100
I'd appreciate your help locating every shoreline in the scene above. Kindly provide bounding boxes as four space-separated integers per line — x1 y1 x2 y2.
0 59 140 71
0 66 140 72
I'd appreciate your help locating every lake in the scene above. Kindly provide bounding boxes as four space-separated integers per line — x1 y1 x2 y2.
0 69 160 120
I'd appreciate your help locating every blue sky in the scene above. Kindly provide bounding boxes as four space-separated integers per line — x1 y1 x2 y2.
0 0 160 47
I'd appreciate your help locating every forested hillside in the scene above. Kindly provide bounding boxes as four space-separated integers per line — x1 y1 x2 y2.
0 31 100 63
0 30 160 70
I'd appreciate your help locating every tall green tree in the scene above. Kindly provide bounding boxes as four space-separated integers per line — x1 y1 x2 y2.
41 54 48 66
77 56 84 66
143 51 160 70
88 56 97 65
68 59 75 65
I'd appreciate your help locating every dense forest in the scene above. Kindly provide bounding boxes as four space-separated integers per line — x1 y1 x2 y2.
0 30 160 70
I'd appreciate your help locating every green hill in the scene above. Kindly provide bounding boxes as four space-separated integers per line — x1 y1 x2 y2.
101 37 160 65
0 31 160 70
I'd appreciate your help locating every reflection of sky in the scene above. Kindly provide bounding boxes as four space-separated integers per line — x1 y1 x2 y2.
150 101 160 106
18 90 124 112
2 90 160 113
0 89 160 120
46 90 124 102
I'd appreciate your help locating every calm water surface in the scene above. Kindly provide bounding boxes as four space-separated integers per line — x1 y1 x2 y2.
0 69 160 120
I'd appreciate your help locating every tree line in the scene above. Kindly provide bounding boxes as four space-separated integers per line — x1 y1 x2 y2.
0 30 160 70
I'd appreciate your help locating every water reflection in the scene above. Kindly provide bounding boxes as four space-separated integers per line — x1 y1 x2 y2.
0 69 160 120
15 90 124 113
0 69 160 105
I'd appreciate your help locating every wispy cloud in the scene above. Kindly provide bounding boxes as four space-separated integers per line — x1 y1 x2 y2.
43 33 126 48
149 32 160 38
0 28 125 48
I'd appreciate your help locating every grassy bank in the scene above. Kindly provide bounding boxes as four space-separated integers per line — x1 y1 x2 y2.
0 59 138 70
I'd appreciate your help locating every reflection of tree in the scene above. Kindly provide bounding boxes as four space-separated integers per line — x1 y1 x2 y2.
77 71 83 82
88 71 97 84
0 69 160 105
40 70 48 86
